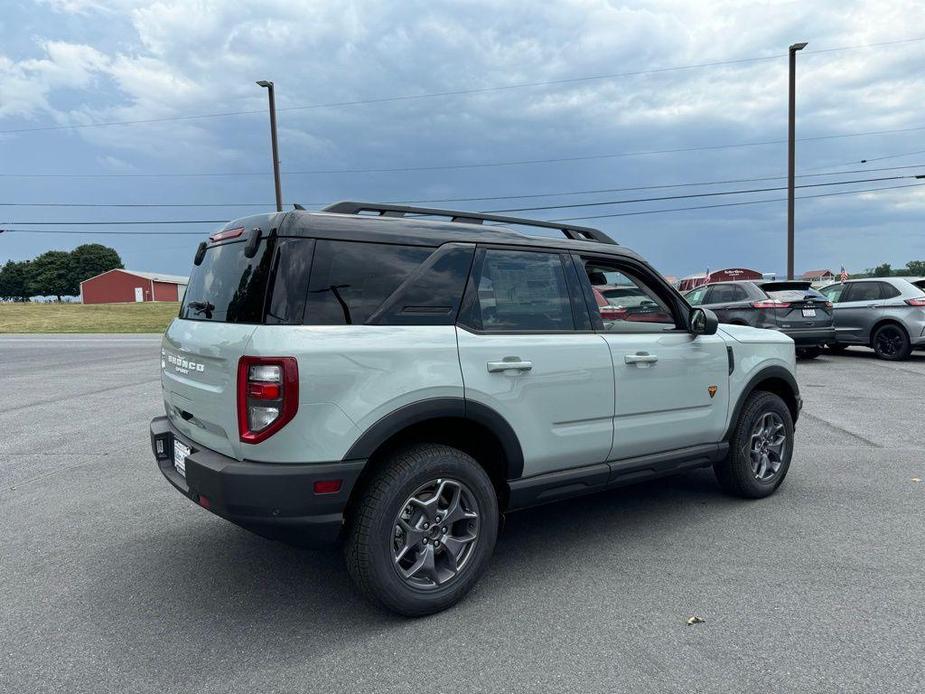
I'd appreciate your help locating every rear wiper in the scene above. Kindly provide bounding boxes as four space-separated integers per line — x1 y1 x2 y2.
188 301 215 316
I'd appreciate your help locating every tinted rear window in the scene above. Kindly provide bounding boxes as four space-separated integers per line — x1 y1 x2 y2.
304 240 433 325
767 289 827 302
180 238 275 323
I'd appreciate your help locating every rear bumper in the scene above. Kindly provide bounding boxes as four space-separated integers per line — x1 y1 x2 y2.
781 326 836 346
149 416 365 547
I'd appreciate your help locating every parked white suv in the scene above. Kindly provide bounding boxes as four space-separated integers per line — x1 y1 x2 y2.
150 202 801 616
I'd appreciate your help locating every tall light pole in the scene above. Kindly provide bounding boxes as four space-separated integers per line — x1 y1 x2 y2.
257 80 283 212
787 42 807 280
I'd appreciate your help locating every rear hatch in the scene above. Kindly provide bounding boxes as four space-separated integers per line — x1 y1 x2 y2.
161 215 285 460
759 281 834 329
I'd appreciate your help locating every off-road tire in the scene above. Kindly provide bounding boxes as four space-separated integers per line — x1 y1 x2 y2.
345 443 499 617
714 391 794 498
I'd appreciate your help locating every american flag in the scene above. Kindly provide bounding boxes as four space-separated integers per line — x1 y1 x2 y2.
840 266 849 282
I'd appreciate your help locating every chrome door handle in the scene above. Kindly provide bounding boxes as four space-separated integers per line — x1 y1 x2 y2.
624 352 658 365
487 358 533 373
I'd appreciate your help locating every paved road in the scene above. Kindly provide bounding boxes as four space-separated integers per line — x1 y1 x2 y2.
1 335 923 693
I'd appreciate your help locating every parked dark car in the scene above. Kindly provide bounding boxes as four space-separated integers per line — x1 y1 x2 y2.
817 277 925 360
685 280 835 358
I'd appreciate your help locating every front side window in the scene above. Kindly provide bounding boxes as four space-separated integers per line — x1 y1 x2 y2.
464 249 574 331
685 286 707 306
304 240 432 325
820 283 845 302
581 259 677 332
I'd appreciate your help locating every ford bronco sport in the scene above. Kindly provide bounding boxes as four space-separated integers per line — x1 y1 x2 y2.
150 202 801 616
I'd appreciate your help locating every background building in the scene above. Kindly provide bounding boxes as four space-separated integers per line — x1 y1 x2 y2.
80 269 188 304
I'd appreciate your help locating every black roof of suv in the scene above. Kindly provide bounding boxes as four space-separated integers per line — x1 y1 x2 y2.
234 201 645 262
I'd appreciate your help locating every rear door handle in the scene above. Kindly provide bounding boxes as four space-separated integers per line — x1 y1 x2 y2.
624 352 658 365
487 358 533 373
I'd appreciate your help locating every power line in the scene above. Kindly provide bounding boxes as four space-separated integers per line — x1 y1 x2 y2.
3 36 922 136
481 174 924 213
551 181 925 221
4 175 921 226
4 125 925 179
2 163 925 208
4 179 923 234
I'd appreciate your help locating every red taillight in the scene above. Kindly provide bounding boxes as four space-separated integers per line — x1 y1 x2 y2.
210 226 244 242
237 356 299 444
247 382 281 400
904 297 925 306
600 306 627 320
752 300 790 309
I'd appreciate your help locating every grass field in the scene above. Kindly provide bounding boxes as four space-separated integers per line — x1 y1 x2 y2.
0 302 178 333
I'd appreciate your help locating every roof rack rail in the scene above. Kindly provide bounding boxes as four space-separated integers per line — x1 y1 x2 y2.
320 201 617 245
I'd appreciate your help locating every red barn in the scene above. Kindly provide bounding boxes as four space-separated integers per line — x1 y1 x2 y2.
80 269 189 304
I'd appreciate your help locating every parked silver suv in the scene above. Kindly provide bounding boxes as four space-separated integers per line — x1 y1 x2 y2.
150 202 801 615
818 277 925 360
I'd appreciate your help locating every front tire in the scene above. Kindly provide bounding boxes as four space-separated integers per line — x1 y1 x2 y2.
796 346 822 359
345 443 499 617
871 323 911 361
714 391 794 498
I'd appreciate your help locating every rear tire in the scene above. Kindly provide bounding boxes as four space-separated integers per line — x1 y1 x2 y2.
714 391 794 499
345 443 499 617
871 323 912 361
796 346 822 359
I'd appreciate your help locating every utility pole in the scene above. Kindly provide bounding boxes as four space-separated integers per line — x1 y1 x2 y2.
787 42 807 280
257 80 283 212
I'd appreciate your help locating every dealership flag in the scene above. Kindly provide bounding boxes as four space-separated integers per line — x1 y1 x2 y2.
840 266 849 282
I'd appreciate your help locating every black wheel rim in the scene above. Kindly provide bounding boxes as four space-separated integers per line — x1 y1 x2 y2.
391 478 480 590
875 327 904 357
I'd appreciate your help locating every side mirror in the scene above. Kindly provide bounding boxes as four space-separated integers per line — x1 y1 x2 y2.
690 307 719 335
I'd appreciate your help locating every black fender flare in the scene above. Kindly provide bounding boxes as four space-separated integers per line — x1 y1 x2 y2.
342 397 525 480
723 365 801 441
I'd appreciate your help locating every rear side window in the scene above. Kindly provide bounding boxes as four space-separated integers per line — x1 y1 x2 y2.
845 281 891 302
462 249 574 331
879 283 900 299
708 284 747 304
180 238 275 323
304 240 432 325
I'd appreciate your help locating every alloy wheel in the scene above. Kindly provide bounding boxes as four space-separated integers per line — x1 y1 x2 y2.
875 326 904 358
749 412 787 481
391 478 480 589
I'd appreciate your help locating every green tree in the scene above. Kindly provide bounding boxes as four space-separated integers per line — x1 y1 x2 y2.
27 251 76 300
0 260 31 301
903 260 925 276
70 243 123 285
870 262 893 277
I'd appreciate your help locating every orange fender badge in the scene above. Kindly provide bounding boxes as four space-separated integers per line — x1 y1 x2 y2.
708 385 718 398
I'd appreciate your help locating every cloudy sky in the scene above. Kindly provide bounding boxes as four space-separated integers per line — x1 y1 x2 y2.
1 0 924 280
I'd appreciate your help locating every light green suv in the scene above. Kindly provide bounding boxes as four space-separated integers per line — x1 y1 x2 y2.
150 202 801 616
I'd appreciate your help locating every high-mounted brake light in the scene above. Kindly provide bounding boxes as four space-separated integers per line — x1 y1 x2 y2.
904 297 925 306
237 356 298 444
210 227 245 243
752 300 791 309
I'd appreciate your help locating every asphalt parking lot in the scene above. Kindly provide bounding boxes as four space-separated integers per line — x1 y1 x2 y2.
1 335 923 694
